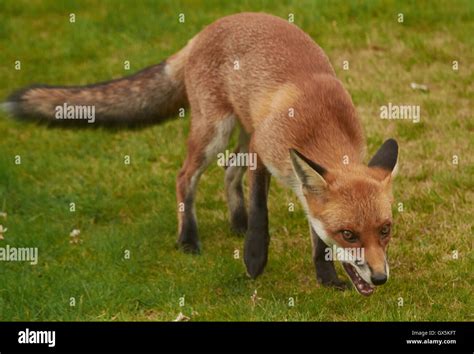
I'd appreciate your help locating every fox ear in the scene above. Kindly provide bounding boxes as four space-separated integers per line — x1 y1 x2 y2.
289 149 328 194
368 139 399 182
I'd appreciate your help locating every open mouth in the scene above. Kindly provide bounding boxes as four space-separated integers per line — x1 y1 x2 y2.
343 263 375 296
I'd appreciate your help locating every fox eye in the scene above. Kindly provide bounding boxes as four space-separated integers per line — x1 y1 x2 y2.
380 224 391 238
341 230 357 243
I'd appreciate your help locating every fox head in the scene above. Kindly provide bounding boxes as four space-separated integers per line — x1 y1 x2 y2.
290 139 399 296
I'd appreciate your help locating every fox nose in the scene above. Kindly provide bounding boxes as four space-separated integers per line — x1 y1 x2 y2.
371 273 387 285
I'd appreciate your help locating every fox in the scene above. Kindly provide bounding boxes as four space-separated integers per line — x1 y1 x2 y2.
3 12 398 296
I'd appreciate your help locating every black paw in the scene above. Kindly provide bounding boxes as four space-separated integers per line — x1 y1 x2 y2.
230 206 248 235
177 221 200 254
244 231 269 279
177 239 201 254
318 277 351 291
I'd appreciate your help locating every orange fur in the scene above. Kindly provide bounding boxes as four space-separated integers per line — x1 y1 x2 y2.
6 13 399 288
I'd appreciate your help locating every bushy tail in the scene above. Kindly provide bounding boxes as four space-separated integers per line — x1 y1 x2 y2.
2 42 192 126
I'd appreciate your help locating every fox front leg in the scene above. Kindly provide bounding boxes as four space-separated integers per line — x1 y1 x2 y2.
312 227 350 290
244 153 271 279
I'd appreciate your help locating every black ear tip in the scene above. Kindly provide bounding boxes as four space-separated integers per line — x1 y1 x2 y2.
384 138 398 150
368 138 399 170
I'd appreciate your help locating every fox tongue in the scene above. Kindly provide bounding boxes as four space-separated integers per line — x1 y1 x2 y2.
343 263 375 296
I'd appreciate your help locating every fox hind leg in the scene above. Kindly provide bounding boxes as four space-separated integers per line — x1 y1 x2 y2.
176 112 235 253
225 129 249 235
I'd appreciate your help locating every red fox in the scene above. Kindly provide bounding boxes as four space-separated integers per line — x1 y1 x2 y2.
3 13 398 296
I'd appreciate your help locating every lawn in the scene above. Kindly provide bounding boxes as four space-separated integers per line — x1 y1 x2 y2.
0 0 472 321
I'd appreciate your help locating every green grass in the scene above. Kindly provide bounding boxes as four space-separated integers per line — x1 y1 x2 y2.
0 0 472 321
